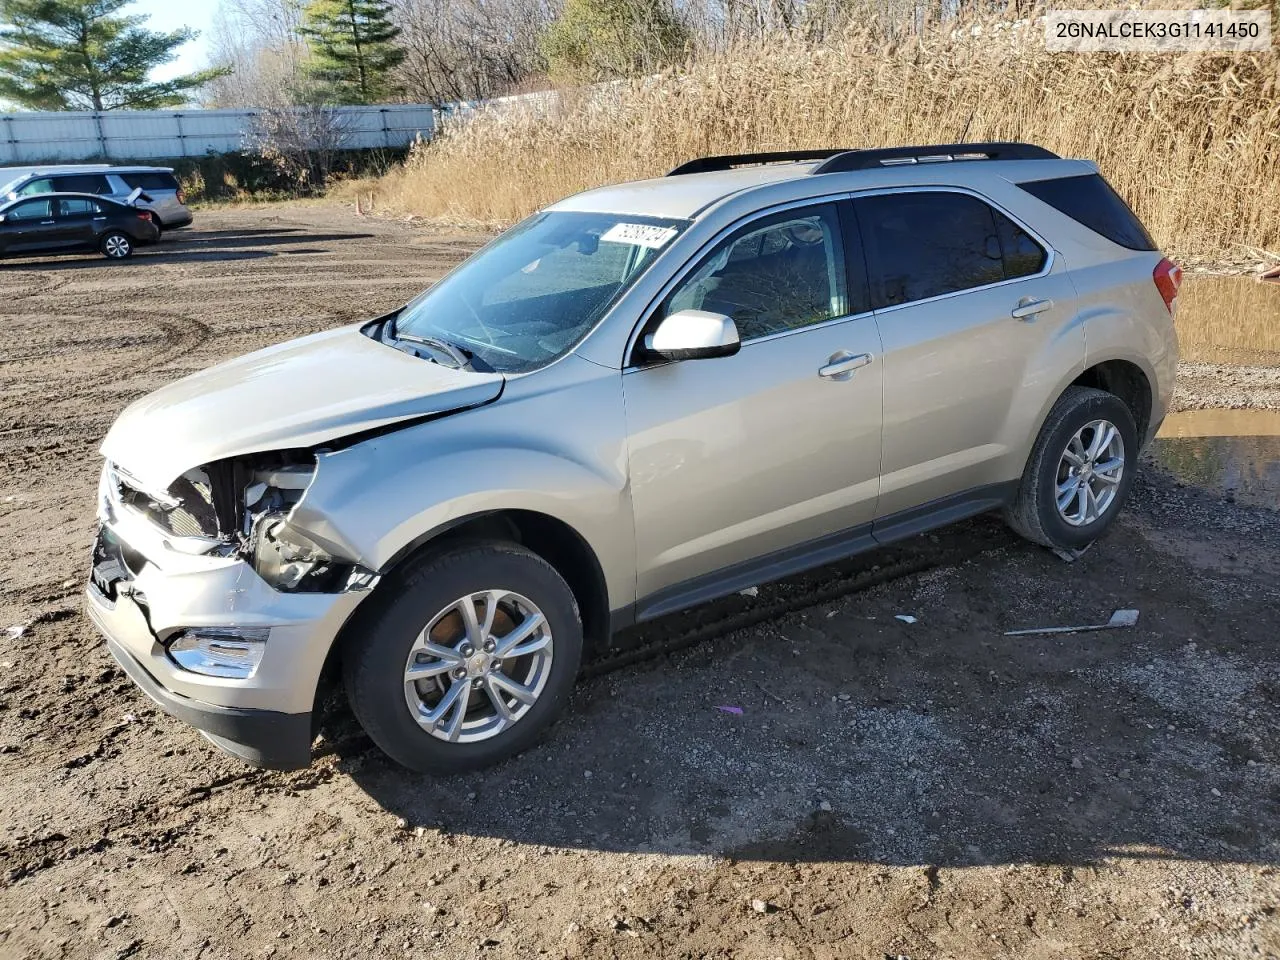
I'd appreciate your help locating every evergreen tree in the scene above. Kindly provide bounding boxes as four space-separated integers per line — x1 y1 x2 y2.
0 0 224 111
299 0 405 104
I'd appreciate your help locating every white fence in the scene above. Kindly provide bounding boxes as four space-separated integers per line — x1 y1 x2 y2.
0 104 437 163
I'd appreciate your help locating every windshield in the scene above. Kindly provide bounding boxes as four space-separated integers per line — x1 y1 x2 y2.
0 177 22 196
392 211 687 373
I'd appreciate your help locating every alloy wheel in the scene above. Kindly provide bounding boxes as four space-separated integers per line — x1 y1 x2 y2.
1055 419 1125 526
104 235 131 258
402 590 553 743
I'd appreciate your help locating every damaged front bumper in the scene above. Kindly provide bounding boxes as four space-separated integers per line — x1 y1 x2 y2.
85 499 370 770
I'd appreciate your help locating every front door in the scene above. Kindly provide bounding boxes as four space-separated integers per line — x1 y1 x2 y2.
623 201 884 612
0 198 65 254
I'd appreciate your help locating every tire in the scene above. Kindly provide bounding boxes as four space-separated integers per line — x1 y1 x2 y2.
343 541 583 774
100 231 133 260
1005 386 1138 550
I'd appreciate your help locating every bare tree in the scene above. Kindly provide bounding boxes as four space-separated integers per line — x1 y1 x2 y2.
204 0 309 107
245 103 355 188
390 0 553 104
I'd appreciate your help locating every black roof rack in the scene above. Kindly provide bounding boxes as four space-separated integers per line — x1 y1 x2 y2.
666 149 850 176
811 142 1058 175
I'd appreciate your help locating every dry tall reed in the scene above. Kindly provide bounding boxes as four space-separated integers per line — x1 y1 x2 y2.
365 17 1280 261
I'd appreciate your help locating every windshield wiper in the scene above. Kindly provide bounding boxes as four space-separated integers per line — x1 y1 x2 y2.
384 314 495 372
396 331 472 369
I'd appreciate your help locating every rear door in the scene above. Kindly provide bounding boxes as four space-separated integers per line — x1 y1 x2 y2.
854 188 1081 522
54 197 103 250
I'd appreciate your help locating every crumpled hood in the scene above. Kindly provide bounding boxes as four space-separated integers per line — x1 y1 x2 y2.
101 324 503 491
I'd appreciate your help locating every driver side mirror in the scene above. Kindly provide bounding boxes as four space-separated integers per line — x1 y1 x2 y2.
645 310 741 362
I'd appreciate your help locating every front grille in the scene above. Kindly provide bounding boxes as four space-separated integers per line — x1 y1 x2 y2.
114 468 221 539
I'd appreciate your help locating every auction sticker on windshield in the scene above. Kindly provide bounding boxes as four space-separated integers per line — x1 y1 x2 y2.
601 223 679 249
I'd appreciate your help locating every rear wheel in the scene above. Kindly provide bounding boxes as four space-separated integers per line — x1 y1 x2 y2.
100 231 133 260
1005 386 1138 550
343 541 583 773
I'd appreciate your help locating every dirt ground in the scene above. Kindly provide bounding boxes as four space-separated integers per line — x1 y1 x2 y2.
1 205 1278 960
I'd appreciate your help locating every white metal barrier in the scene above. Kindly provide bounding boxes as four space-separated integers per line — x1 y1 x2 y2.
0 104 437 163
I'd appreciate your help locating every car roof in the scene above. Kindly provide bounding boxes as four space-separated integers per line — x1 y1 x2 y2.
4 165 174 180
547 145 1093 221
549 163 824 221
1 191 128 209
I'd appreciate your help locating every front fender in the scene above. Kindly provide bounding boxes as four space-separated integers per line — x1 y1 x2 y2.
287 358 635 613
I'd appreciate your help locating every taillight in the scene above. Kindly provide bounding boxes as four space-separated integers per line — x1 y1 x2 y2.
176 188 187 205
1153 257 1183 315
137 211 153 221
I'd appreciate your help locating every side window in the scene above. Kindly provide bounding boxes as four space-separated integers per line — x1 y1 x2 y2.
51 174 111 194
6 199 54 221
17 178 54 197
994 209 1047 278
856 192 1006 308
58 198 99 217
1017 174 1155 251
121 172 179 192
662 204 851 342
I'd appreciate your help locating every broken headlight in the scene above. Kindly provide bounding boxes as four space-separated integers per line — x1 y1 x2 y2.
251 514 334 590
242 458 373 593
241 461 330 590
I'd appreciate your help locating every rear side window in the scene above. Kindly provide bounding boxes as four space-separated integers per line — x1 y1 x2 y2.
995 210 1047 278
50 174 112 194
857 192 1014 308
119 172 179 192
1017 174 1155 251
58 198 100 216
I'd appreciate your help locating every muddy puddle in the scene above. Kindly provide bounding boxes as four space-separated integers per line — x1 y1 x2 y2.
1152 408 1280 509
1177 274 1280 364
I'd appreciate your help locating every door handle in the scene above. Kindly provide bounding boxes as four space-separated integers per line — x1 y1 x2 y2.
39 220 54 225
819 352 873 381
93 216 107 221
1012 297 1054 320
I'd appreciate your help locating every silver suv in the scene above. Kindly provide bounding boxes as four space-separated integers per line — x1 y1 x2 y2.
3 165 193 232
87 142 1181 773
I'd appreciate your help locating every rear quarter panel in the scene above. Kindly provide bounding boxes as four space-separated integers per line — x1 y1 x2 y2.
989 173 1177 448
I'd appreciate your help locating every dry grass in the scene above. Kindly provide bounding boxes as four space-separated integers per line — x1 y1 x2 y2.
361 15 1279 261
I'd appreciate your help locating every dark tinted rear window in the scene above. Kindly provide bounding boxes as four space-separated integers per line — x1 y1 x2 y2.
994 209 1047 278
856 192 1007 308
50 174 111 194
1017 174 1155 251
120 171 179 192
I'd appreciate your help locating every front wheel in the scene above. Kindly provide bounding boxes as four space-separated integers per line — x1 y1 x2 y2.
1005 386 1138 550
344 541 583 773
100 231 133 260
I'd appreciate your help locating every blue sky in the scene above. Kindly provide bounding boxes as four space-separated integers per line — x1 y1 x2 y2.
130 0 220 80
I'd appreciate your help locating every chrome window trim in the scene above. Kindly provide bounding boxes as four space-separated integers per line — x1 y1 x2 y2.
623 192 860 367
851 185 1056 316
